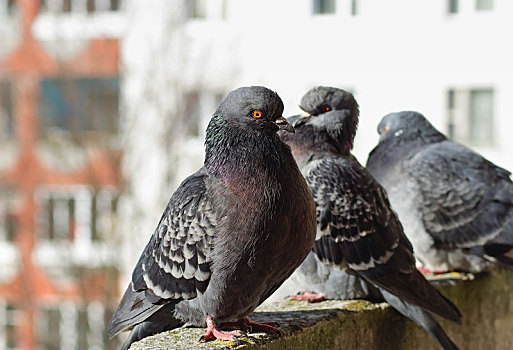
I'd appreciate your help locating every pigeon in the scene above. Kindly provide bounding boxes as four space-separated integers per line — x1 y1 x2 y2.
280 87 461 350
108 86 317 350
366 111 513 273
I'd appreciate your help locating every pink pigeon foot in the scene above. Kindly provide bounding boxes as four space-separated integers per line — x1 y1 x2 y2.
222 317 281 337
289 290 326 303
200 316 244 342
417 266 447 275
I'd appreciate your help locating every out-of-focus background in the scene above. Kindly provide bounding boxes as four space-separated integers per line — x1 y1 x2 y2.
0 0 512 349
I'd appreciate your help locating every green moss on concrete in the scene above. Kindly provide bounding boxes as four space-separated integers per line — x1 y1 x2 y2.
130 269 513 350
433 269 513 350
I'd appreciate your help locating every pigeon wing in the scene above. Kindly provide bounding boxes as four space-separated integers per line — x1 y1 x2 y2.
108 167 216 336
134 167 216 300
304 157 411 272
406 141 513 250
305 157 461 322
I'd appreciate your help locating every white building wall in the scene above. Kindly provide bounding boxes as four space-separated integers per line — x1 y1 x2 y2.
119 0 191 284
181 0 512 161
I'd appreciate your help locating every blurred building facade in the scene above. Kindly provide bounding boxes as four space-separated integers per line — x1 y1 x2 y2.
0 1 124 349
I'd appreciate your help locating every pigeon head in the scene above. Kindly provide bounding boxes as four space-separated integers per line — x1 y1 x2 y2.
205 86 294 174
377 111 445 143
282 86 359 156
211 86 292 135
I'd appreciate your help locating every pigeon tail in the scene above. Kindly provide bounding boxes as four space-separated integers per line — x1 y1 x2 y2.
107 285 166 337
119 302 183 350
367 269 462 324
381 290 459 350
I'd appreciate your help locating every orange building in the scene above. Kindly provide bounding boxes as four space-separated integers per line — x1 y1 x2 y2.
0 1 124 349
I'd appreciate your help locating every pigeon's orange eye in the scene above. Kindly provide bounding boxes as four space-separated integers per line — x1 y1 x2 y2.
322 105 331 112
253 110 263 119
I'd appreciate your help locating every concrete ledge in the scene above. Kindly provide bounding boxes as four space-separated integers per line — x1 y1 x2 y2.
130 269 513 350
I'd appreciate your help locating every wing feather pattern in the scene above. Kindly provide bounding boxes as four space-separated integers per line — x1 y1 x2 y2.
304 157 461 323
108 167 216 336
406 142 513 250
305 158 408 271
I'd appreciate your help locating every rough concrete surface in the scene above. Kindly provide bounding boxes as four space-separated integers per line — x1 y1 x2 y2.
129 268 513 350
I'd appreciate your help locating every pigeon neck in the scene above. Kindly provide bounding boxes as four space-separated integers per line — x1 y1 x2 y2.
285 132 352 162
382 129 446 153
368 129 447 176
204 115 289 185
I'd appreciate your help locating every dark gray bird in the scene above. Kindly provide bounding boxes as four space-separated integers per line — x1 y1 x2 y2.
281 87 461 350
108 86 317 350
366 111 513 273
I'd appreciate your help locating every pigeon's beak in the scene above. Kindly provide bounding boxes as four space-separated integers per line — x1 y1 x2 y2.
290 113 311 128
275 116 295 133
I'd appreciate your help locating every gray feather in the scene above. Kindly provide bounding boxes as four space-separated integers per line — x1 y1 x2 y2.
367 111 513 272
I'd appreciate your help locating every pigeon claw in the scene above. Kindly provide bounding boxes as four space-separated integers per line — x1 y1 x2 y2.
200 316 243 342
240 317 282 337
289 290 326 303
221 317 282 337
260 321 280 328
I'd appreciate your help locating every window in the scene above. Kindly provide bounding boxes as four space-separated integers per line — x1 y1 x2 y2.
36 186 118 243
91 189 119 242
86 0 95 13
0 303 21 350
62 0 71 12
351 0 358 16
40 0 122 13
77 308 89 350
448 0 458 13
3 0 17 15
0 187 18 242
110 0 120 11
476 0 493 10
39 77 119 138
447 88 495 146
312 0 336 15
38 195 75 241
0 79 14 138
469 89 494 145
37 303 108 350
220 0 227 20
38 307 61 350
186 0 206 19
447 89 456 138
